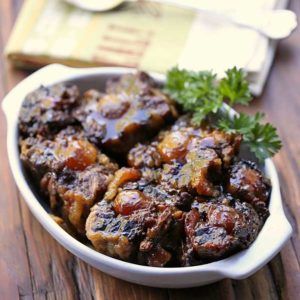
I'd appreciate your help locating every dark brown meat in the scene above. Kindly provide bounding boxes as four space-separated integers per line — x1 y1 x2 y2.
226 160 271 219
131 128 238 197
127 118 204 168
188 130 242 168
182 194 262 266
128 142 162 169
19 84 79 138
86 200 147 260
128 122 241 197
138 206 184 267
86 169 186 266
74 72 178 154
21 127 118 235
123 173 193 212
41 163 117 235
20 127 112 178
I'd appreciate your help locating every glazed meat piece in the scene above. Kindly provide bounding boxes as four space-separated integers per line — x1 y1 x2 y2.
21 127 118 235
128 119 241 173
87 199 184 266
138 206 184 267
128 117 204 168
175 149 222 197
41 163 117 235
20 127 112 179
123 173 193 211
182 194 262 266
74 72 178 154
86 200 148 260
226 160 271 219
156 125 241 167
19 84 79 138
111 171 188 266
195 130 242 168
127 141 162 169
86 168 186 266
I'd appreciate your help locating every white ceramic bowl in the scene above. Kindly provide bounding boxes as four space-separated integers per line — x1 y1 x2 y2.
2 64 292 288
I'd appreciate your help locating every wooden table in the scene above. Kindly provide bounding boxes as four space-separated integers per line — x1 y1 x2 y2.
0 1 299 299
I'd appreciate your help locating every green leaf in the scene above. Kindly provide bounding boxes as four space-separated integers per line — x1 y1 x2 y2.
218 113 282 161
245 122 282 161
219 67 252 105
218 112 264 134
165 67 221 124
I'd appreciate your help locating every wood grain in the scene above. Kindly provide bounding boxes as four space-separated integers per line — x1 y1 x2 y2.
0 0 299 299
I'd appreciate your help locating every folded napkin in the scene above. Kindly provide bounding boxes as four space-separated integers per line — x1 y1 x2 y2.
5 0 289 95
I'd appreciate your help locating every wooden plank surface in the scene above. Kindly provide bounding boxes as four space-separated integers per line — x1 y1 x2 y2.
0 0 299 299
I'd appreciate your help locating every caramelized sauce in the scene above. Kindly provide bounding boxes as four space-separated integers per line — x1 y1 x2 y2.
113 190 149 215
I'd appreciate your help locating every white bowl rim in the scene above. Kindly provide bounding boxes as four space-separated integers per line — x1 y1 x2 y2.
2 64 293 281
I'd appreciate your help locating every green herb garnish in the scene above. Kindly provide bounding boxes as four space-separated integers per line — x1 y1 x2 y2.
165 67 282 161
218 113 282 160
219 67 252 106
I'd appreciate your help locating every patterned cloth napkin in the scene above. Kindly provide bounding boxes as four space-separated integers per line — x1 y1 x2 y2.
5 0 289 95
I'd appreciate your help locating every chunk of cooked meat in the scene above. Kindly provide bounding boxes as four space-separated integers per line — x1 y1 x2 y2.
128 123 241 187
104 167 142 201
127 142 162 169
138 206 184 267
19 84 79 138
226 160 271 219
181 194 262 266
188 130 242 168
176 149 222 196
87 170 186 266
119 177 188 266
87 200 184 266
21 126 118 235
86 200 147 260
154 138 223 197
121 167 193 211
127 119 204 168
20 127 113 180
41 163 117 235
74 72 178 154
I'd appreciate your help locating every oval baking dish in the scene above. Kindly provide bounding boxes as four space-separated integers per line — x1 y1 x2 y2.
2 64 292 288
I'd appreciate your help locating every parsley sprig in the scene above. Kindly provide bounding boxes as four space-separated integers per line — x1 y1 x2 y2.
165 67 282 161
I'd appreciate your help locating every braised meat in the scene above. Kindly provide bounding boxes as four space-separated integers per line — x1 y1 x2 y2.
20 127 113 178
123 174 193 211
182 194 262 266
226 160 271 219
128 116 241 169
19 84 79 138
127 141 162 169
85 200 146 260
74 72 178 154
128 122 241 197
127 118 203 168
86 168 186 266
18 72 272 267
20 127 118 235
